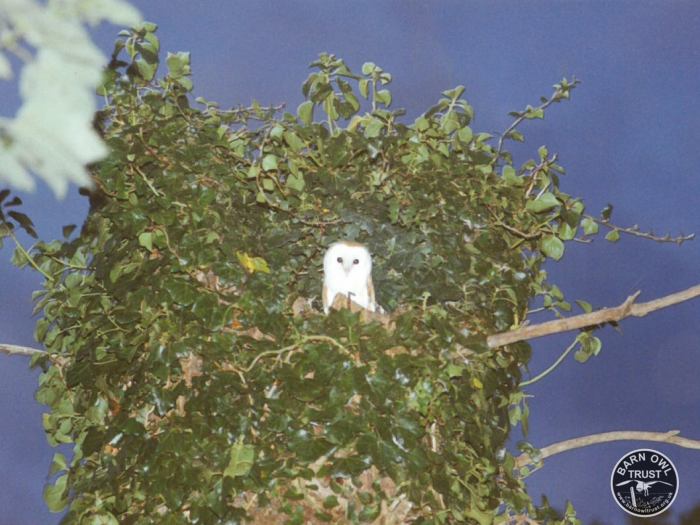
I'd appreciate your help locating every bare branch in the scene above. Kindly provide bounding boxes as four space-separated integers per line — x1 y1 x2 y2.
492 219 540 240
492 80 579 164
0 344 45 357
488 284 700 348
516 430 700 469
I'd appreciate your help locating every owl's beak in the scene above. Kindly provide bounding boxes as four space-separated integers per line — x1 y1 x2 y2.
342 261 354 274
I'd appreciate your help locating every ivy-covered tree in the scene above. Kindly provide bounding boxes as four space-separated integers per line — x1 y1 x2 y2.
2 25 695 524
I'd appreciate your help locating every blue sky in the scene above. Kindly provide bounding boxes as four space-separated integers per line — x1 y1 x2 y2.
1 1 699 523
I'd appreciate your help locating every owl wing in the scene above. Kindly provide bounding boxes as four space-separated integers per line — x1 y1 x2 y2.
367 275 376 311
322 283 330 313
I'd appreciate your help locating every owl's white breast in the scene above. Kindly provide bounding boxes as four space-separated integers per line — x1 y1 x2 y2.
325 272 372 308
322 242 375 313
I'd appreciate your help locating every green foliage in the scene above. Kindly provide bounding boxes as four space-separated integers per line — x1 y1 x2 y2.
29 27 594 523
0 0 140 196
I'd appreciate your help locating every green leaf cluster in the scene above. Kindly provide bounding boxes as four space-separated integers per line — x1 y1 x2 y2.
30 27 594 524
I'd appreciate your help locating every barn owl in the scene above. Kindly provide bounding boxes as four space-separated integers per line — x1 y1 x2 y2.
322 241 376 314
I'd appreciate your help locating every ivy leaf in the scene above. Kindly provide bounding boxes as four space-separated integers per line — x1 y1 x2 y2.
525 107 544 119
605 230 620 242
262 154 278 171
526 192 560 213
364 118 384 138
581 217 599 235
43 474 68 512
62 224 77 238
286 173 305 192
509 130 525 142
502 165 523 186
540 235 565 260
558 222 577 241
361 62 376 75
8 210 37 237
457 126 473 144
49 453 68 476
283 131 305 152
166 51 191 79
574 333 603 363
446 364 464 378
135 58 157 80
375 89 392 107
138 231 153 251
601 204 614 221
575 300 592 313
358 78 369 98
88 513 119 525
297 101 314 125
224 439 255 478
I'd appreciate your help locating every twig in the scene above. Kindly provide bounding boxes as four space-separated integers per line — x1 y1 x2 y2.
492 82 577 164
242 335 349 373
520 339 578 387
588 215 694 245
493 219 540 240
515 430 700 469
523 156 554 199
133 165 164 198
7 230 54 282
0 344 45 357
488 284 700 348
213 103 286 120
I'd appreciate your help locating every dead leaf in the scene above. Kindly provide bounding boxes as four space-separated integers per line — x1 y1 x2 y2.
193 269 219 289
179 353 204 388
345 393 362 415
193 269 239 295
292 296 315 317
384 346 408 357
108 397 122 416
241 327 276 342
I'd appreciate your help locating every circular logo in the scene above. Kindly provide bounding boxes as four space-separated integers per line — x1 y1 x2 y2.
611 449 678 517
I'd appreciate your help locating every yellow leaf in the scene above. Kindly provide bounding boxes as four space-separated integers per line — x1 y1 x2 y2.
236 251 270 274
471 377 483 390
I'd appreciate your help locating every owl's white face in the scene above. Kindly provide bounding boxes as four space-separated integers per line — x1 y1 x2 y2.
322 241 374 313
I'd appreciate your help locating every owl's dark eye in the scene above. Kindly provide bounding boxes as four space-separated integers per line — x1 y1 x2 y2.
337 257 343 263
353 259 359 265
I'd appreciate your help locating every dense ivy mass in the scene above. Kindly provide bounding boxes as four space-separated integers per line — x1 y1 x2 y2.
30 26 588 524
